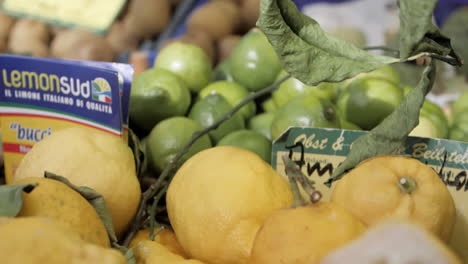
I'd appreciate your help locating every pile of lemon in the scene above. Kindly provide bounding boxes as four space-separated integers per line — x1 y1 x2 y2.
1 125 463 263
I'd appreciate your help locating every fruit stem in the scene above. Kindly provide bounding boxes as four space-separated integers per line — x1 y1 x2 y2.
282 154 321 207
398 177 417 194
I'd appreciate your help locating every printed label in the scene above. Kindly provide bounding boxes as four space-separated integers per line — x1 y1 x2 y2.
0 54 130 183
272 127 468 260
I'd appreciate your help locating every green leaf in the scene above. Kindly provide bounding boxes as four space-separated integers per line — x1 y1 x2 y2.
0 183 37 217
398 0 462 65
256 0 400 86
44 172 121 249
326 62 437 186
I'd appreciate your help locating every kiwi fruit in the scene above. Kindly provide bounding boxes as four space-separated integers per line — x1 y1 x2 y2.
106 21 140 53
240 0 260 32
217 34 241 63
51 29 115 62
8 19 50 57
123 0 171 39
186 1 240 40
0 12 15 41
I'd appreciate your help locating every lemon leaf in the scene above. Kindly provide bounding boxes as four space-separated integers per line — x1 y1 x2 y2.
256 0 400 86
326 62 436 186
398 0 462 65
44 172 120 249
0 183 37 217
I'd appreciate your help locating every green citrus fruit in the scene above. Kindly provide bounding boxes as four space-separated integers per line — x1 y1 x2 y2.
340 119 362 131
248 112 275 140
217 129 272 163
337 66 401 96
198 80 256 120
271 94 341 141
262 98 278 113
229 29 281 92
129 68 191 131
212 59 235 82
147 117 212 172
154 42 212 93
336 77 403 130
420 100 450 139
451 91 468 116
409 115 442 139
188 94 245 144
272 70 337 107
449 112 468 142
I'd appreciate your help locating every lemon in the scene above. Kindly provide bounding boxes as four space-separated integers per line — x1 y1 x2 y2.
133 240 205 264
271 94 341 141
247 112 275 140
154 42 213 93
129 227 187 258
166 146 293 264
14 177 109 247
146 116 212 172
336 76 403 130
449 112 468 142
0 217 126 264
12 127 141 238
217 129 272 163
129 67 191 131
188 94 245 144
261 98 279 113
212 59 235 82
198 80 256 120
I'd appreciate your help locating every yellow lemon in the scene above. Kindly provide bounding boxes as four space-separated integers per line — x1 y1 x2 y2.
0 217 126 264
14 177 109 247
248 202 365 264
331 155 456 242
12 127 141 238
166 146 293 264
133 240 206 264
129 227 187 258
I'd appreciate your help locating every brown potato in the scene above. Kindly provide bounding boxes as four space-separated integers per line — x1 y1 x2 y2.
216 34 241 62
123 0 171 39
105 21 140 53
186 1 240 41
51 29 115 62
8 19 50 57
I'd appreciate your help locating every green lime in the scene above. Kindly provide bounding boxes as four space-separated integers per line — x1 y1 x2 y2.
154 42 212 93
212 59 235 82
147 116 212 172
261 98 278 113
248 112 275 140
229 29 282 92
449 112 468 142
217 129 272 163
336 77 403 130
409 115 443 139
340 119 362 131
188 94 245 144
198 80 256 120
336 66 401 96
129 68 191 131
451 91 468 116
420 100 450 139
272 70 336 107
271 94 341 141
